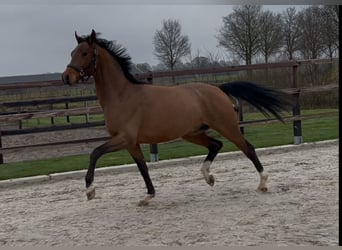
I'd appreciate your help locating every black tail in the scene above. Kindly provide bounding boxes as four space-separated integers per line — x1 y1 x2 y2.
219 81 290 122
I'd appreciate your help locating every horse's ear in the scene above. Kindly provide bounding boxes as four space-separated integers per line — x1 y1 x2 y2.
88 29 97 45
75 31 82 44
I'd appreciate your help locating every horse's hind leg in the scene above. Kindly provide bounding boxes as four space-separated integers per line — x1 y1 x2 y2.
182 132 223 186
217 127 268 192
244 140 268 192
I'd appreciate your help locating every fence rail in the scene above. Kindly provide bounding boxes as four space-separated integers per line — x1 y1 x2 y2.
0 106 102 122
0 84 337 123
0 110 338 155
0 95 98 108
0 58 338 164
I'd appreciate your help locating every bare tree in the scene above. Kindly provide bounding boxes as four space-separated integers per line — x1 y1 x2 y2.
205 49 223 67
259 10 283 63
282 7 301 60
186 49 201 69
191 56 211 69
217 5 262 65
153 19 191 72
320 5 339 59
297 6 325 59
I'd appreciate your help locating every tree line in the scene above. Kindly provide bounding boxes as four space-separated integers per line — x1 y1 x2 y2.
133 5 339 73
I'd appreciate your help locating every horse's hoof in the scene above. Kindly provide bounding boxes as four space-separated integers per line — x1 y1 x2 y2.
138 199 150 207
138 194 154 206
257 173 268 192
86 185 96 200
207 174 215 187
258 186 268 192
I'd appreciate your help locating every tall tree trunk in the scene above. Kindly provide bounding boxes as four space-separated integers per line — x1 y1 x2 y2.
170 64 176 85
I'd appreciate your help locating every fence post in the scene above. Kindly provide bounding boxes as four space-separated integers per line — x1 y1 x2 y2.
84 101 89 123
292 64 302 145
18 106 22 129
147 71 159 162
65 102 70 123
0 130 3 164
50 104 55 125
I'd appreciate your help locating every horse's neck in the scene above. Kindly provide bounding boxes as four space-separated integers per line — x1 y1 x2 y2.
94 47 130 107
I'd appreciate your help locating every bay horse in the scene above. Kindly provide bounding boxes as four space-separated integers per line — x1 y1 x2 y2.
62 30 289 206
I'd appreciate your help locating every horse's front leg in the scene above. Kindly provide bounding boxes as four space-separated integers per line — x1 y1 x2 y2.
127 144 155 206
85 136 126 200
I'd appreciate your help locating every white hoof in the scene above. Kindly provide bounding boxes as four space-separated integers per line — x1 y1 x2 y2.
258 172 268 192
86 185 96 200
207 174 215 187
201 161 214 186
138 194 154 207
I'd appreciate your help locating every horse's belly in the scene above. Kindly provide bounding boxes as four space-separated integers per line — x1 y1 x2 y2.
137 121 196 144
137 109 201 144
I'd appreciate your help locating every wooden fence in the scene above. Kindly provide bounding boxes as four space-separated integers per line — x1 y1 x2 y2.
0 58 338 164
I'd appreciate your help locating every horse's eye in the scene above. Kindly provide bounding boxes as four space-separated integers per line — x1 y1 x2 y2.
82 52 88 57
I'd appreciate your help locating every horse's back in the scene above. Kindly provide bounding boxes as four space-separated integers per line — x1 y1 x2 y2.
141 82 232 117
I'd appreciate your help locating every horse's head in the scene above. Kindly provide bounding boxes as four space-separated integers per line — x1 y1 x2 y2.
62 29 98 85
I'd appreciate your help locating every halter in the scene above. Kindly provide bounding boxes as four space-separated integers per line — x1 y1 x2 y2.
67 47 98 82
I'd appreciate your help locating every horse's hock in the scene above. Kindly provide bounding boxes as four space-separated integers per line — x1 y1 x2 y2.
0 140 338 246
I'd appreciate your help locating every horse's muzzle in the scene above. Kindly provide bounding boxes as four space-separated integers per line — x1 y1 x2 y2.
62 74 70 85
62 69 79 85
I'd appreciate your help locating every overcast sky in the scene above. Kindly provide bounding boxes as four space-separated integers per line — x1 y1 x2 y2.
0 4 308 77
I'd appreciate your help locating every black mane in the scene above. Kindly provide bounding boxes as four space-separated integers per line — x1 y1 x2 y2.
79 33 146 84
